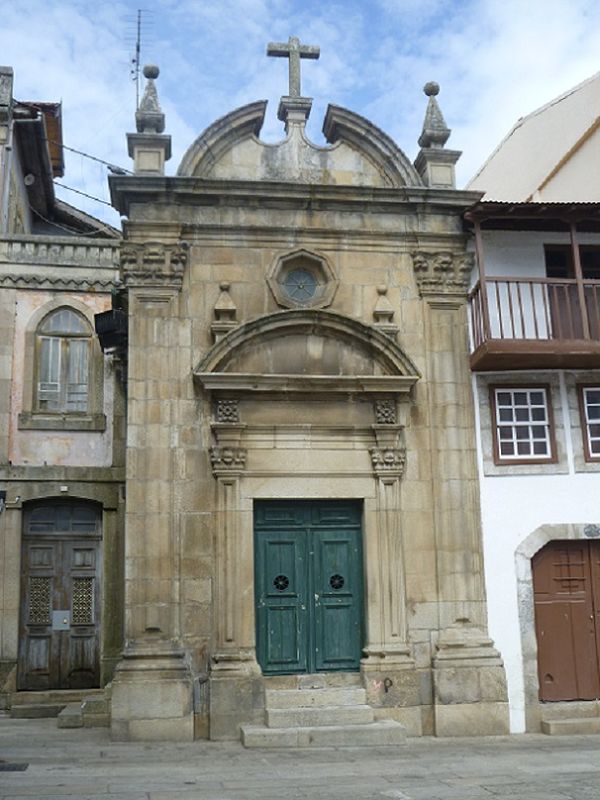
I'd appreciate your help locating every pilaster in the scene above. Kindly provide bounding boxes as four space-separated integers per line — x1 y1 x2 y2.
412 248 509 735
208 405 262 739
110 238 194 741
362 403 420 728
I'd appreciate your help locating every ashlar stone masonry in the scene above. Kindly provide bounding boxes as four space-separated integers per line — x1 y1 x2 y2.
107 52 509 742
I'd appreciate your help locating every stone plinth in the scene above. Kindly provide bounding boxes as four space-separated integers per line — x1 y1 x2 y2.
432 621 509 737
110 639 194 741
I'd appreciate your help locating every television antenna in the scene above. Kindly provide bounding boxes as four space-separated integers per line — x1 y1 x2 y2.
127 9 155 109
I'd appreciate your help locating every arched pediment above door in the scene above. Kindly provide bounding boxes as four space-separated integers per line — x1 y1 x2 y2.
194 309 420 395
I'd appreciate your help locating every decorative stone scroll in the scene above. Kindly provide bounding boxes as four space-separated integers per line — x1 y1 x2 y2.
411 250 474 297
121 241 188 289
215 399 240 423
370 447 406 476
209 446 247 474
374 399 396 425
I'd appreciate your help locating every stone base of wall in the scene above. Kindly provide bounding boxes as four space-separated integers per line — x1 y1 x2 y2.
209 665 265 740
432 621 510 736
110 639 194 742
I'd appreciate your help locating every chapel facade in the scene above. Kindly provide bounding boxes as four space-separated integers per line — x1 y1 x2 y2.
105 44 509 742
1 43 511 743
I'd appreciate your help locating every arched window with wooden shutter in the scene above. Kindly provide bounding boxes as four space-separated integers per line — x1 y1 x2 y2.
36 307 92 414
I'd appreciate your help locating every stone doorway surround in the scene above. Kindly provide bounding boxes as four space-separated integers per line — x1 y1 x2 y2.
195 309 421 739
516 523 600 731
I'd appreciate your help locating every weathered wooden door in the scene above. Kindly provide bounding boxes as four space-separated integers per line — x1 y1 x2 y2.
533 540 600 701
18 502 101 691
255 501 363 675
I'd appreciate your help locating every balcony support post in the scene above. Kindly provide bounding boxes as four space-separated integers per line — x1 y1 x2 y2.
473 219 492 340
570 221 591 339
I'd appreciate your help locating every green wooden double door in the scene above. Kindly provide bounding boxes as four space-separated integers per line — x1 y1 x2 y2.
255 501 364 675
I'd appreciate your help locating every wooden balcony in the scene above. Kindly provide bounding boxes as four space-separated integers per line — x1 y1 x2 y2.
469 276 600 370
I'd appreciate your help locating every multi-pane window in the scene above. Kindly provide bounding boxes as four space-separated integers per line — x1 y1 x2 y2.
579 387 600 461
36 308 91 413
492 387 554 462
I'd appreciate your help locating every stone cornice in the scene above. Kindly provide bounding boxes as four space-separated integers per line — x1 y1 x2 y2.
121 241 188 289
109 174 483 217
411 249 474 299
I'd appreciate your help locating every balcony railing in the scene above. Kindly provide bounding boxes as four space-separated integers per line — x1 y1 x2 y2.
469 276 600 370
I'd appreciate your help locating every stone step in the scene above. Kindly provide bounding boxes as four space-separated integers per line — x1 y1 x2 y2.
241 719 406 748
264 673 362 690
10 704 65 719
266 704 374 728
82 695 109 715
57 703 83 729
265 687 366 709
10 688 103 706
541 717 600 735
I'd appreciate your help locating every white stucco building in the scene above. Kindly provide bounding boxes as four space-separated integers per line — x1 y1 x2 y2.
467 72 600 733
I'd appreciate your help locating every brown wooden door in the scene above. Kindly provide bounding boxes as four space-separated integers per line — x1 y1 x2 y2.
533 540 600 701
18 503 101 691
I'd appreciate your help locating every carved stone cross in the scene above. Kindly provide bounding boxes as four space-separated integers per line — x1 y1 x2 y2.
267 36 320 97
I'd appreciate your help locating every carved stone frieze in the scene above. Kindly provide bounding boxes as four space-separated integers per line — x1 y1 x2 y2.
374 399 396 425
121 241 188 289
215 399 240 423
0 275 118 291
209 446 247 474
370 447 406 476
411 250 474 298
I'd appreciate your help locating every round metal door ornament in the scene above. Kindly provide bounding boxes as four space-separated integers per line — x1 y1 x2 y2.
329 574 345 590
273 574 290 591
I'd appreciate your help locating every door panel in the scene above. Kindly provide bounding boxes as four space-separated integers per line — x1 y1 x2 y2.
255 532 308 673
18 503 101 691
314 530 362 671
533 541 600 701
255 501 363 675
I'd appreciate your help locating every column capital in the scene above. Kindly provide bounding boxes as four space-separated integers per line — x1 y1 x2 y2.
411 249 474 300
121 241 188 290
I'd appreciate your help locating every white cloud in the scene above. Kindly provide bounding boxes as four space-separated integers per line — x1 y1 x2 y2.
1 0 600 223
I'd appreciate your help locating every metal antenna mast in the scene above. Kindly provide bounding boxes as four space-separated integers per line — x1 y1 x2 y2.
126 9 154 110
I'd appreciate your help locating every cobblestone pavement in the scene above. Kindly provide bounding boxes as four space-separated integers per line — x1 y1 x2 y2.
1 717 599 800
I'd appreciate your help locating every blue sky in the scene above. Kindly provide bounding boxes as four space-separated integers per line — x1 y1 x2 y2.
2 0 600 225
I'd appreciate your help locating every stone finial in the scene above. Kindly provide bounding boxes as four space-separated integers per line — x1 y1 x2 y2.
211 282 238 342
414 81 461 188
136 65 165 133
373 285 398 339
127 64 172 175
418 82 450 149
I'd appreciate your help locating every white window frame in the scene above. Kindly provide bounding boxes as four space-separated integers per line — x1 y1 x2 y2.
579 386 600 462
491 386 556 464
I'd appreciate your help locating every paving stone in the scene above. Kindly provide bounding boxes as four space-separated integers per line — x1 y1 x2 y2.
1 719 600 800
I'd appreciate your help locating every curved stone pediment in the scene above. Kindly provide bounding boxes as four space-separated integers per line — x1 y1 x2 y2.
177 101 423 189
194 310 420 395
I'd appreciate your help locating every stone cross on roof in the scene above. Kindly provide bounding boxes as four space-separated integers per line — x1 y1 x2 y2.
267 36 320 97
